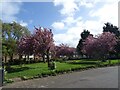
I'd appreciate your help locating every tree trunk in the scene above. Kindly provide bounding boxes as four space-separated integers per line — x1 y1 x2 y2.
27 55 30 63
47 53 50 67
10 54 13 61
6 58 11 72
27 55 29 60
42 54 45 63
4 55 7 63
19 54 22 66
19 54 22 60
34 54 35 61
25 55 27 61
46 48 50 67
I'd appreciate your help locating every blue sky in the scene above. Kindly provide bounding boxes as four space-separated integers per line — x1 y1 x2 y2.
17 2 61 32
1 0 118 47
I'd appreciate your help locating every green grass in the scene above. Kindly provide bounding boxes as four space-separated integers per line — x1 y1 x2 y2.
6 62 86 79
5 59 120 79
6 63 49 79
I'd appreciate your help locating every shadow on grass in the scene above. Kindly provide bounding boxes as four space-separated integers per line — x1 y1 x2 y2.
7 66 32 73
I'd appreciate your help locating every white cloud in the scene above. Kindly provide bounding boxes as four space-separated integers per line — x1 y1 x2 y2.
90 2 118 26
54 23 84 47
62 16 82 26
77 0 95 8
54 25 86 47
53 0 103 17
53 0 79 16
19 20 28 27
0 0 22 22
52 22 65 30
62 16 74 25
88 0 119 35
54 33 79 47
83 20 103 35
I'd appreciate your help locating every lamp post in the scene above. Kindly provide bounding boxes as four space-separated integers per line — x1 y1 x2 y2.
0 61 4 86
2 61 4 86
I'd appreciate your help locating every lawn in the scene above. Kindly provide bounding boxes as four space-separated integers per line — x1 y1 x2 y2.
5 59 120 79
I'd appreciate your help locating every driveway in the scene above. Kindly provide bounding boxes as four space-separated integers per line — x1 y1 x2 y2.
2 66 119 88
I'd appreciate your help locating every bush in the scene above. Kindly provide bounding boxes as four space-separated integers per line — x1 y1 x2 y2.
55 70 61 74
68 57 81 60
52 58 61 61
4 77 13 84
50 71 57 76
33 76 39 78
41 73 48 77
21 76 29 80
5 63 12 73
9 59 23 65
53 58 68 62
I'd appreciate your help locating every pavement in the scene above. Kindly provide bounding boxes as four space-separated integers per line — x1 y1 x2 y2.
2 66 119 88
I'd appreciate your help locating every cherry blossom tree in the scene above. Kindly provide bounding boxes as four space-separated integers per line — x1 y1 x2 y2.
82 32 117 62
18 26 55 67
103 22 120 58
33 27 55 67
17 35 36 61
55 43 76 59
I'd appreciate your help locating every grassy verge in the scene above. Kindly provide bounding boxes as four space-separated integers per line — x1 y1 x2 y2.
4 59 120 83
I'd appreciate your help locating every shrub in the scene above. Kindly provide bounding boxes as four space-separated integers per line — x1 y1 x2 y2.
21 76 29 80
33 76 39 78
50 71 56 76
41 73 48 77
4 78 13 84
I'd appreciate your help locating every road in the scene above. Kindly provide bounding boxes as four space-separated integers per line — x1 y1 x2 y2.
2 66 119 88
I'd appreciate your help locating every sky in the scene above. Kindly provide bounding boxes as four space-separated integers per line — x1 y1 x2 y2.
0 0 119 47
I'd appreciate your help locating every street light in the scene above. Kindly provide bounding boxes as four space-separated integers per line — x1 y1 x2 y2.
0 60 4 86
